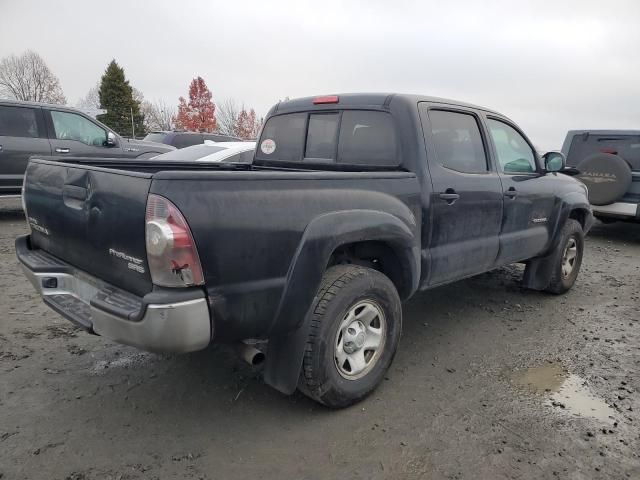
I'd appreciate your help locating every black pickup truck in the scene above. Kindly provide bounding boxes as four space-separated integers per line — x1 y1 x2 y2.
17 93 593 407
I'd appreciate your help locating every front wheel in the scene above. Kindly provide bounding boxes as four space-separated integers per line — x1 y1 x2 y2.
298 265 402 408
545 219 584 294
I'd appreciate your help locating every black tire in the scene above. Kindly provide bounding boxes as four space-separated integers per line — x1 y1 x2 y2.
298 265 402 408
545 219 584 294
576 153 632 206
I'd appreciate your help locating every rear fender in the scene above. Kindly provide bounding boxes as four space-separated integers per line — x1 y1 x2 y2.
263 209 419 394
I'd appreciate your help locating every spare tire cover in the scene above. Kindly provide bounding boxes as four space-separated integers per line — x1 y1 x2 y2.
576 153 632 206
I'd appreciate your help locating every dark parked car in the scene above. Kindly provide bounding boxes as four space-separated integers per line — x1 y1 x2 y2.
561 130 640 223
143 131 241 149
17 93 592 407
0 100 175 196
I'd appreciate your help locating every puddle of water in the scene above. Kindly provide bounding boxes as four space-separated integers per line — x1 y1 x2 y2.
512 364 615 423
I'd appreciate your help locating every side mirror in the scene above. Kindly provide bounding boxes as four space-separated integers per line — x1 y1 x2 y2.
543 151 565 172
106 131 117 147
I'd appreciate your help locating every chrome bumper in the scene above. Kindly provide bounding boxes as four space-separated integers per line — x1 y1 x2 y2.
18 243 211 353
592 202 639 219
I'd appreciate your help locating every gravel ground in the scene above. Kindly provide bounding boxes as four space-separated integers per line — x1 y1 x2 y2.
1 198 639 480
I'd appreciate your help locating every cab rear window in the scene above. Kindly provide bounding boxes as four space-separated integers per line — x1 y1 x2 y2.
256 110 397 167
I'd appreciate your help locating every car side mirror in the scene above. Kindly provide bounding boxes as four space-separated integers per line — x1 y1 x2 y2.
106 131 117 147
543 151 565 172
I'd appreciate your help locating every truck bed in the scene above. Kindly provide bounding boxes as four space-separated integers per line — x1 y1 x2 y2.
22 157 421 340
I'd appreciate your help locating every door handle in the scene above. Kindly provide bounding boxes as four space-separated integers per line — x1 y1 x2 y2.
504 187 518 199
55 148 70 154
439 189 460 205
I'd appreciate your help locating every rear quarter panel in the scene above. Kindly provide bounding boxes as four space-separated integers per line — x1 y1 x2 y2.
150 170 421 340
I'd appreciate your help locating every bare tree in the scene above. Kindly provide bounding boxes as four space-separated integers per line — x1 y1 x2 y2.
0 50 66 104
141 99 176 131
76 83 100 110
132 87 144 105
216 98 240 136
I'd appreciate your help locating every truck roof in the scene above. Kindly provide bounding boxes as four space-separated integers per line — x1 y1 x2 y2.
274 93 501 116
565 129 640 136
0 98 83 112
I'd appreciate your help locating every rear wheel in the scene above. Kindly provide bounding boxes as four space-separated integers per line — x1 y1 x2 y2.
545 219 584 294
298 265 402 408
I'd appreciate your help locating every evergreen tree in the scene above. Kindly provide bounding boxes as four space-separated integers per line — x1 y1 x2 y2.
97 60 144 137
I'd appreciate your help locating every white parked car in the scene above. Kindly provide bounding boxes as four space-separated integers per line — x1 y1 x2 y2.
152 140 256 163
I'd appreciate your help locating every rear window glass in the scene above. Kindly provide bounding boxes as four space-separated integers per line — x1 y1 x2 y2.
256 110 397 166
567 134 640 170
173 134 203 148
144 133 167 143
306 113 339 159
0 106 40 138
256 113 306 161
339 111 396 166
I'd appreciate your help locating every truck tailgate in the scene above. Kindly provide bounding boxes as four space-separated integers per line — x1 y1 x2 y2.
23 159 153 297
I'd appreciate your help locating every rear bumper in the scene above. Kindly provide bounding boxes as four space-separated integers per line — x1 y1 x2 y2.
16 235 211 353
592 202 640 222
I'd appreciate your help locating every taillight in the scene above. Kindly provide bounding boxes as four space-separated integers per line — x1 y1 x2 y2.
145 194 204 287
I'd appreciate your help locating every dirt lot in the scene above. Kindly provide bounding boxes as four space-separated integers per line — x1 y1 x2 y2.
1 198 638 480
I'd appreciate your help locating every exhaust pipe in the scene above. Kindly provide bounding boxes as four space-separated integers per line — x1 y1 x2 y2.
236 341 265 366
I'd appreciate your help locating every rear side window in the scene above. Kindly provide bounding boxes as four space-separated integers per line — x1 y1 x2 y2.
256 110 397 166
0 106 40 138
173 134 203 148
567 134 640 170
428 110 488 174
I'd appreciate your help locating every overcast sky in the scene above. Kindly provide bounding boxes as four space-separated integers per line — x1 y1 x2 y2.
2 0 639 150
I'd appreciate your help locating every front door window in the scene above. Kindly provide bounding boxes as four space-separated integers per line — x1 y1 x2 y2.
486 119 537 173
51 111 107 147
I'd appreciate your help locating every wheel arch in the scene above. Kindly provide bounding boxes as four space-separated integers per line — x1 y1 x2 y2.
523 200 589 291
263 209 420 395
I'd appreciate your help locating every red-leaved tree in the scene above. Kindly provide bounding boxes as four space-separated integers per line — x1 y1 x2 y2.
174 77 216 132
233 107 262 139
